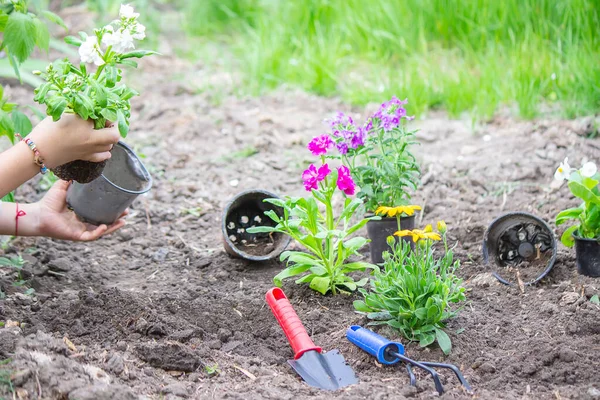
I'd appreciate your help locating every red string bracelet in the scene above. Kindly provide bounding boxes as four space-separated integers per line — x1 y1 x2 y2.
15 203 26 237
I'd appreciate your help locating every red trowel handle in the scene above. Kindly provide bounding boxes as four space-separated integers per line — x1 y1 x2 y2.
266 287 322 359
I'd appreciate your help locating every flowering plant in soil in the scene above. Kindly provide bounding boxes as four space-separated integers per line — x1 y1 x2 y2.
31 4 156 183
554 158 600 246
314 96 420 214
247 160 378 295
353 221 466 354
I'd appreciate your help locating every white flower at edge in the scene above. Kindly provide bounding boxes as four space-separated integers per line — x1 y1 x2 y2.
79 36 104 66
554 157 572 181
131 23 146 40
102 29 135 53
120 4 139 19
580 162 598 178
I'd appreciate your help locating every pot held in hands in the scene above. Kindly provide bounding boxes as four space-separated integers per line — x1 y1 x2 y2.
66 141 152 226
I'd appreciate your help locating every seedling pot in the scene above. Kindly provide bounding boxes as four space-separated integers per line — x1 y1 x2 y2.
66 141 152 226
367 215 415 264
222 189 291 261
482 212 557 286
574 234 600 277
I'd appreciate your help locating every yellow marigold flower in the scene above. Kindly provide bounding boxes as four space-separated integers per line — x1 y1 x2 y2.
394 229 441 242
437 220 447 234
375 205 422 218
422 232 441 241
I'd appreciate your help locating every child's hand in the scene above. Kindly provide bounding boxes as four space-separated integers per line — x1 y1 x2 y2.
28 115 120 168
36 180 127 241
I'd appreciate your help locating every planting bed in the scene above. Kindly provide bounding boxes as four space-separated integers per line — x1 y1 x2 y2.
1 58 599 400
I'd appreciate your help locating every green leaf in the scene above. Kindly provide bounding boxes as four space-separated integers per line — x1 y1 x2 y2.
118 59 138 68
355 277 369 287
41 10 67 30
568 181 600 205
33 17 50 51
11 110 32 135
0 14 8 31
246 226 279 233
591 295 600 305
435 328 452 355
120 50 160 59
309 276 331 295
367 311 393 321
339 281 357 291
116 109 128 137
419 333 435 347
414 307 428 320
4 12 37 63
556 207 583 225
560 225 578 247
309 265 327 275
353 300 372 312
341 262 375 271
273 264 312 286
1 192 14 202
100 108 118 122
64 35 83 47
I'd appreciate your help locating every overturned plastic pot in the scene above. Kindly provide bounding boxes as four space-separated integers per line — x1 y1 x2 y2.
66 141 152 226
482 212 557 286
222 189 291 261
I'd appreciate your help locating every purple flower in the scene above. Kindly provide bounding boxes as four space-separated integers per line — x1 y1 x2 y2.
336 142 349 155
307 134 333 156
350 127 366 149
371 96 413 131
337 165 356 195
302 163 331 191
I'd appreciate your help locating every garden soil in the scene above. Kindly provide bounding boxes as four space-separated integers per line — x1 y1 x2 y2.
1 55 599 400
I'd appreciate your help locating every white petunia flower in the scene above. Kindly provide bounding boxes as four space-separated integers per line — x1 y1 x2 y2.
554 157 572 181
104 24 114 33
79 36 104 66
102 29 122 48
131 23 146 40
120 4 139 19
580 162 598 178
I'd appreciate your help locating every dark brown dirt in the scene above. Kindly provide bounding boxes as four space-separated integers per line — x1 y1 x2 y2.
52 159 107 184
1 53 599 400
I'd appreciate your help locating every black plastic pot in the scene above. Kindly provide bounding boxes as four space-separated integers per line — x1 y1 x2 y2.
366 215 415 264
574 233 600 277
222 189 291 261
66 141 152 226
482 212 557 286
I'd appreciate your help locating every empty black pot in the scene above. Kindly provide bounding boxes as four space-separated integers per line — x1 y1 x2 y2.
482 212 557 286
367 215 415 264
574 234 600 277
222 189 291 262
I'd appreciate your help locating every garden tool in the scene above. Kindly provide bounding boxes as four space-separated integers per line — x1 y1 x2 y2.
265 288 358 390
346 326 472 395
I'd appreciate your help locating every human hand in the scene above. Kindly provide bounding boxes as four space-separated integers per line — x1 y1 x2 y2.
28 115 120 169
34 180 127 241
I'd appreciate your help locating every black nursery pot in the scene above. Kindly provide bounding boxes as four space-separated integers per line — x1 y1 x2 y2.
574 234 600 277
366 215 415 264
221 189 291 262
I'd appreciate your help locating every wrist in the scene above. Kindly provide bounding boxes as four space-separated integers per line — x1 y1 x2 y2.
14 203 42 237
28 128 61 169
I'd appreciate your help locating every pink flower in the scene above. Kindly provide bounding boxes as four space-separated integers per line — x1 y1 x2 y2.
307 134 333 156
336 165 356 195
302 163 331 191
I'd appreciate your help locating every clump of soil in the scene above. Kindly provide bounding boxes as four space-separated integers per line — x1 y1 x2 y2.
52 159 106 183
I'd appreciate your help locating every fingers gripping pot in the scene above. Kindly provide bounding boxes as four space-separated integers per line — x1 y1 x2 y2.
222 189 291 261
66 141 152 226
483 212 557 285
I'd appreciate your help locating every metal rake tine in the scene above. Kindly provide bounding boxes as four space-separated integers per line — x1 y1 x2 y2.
419 361 472 392
405 363 416 387
391 352 445 395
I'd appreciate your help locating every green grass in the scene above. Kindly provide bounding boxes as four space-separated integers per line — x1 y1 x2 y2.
182 0 600 119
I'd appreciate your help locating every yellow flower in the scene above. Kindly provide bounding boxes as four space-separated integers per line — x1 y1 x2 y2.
437 220 447 234
375 205 422 218
394 228 441 242
424 224 433 233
